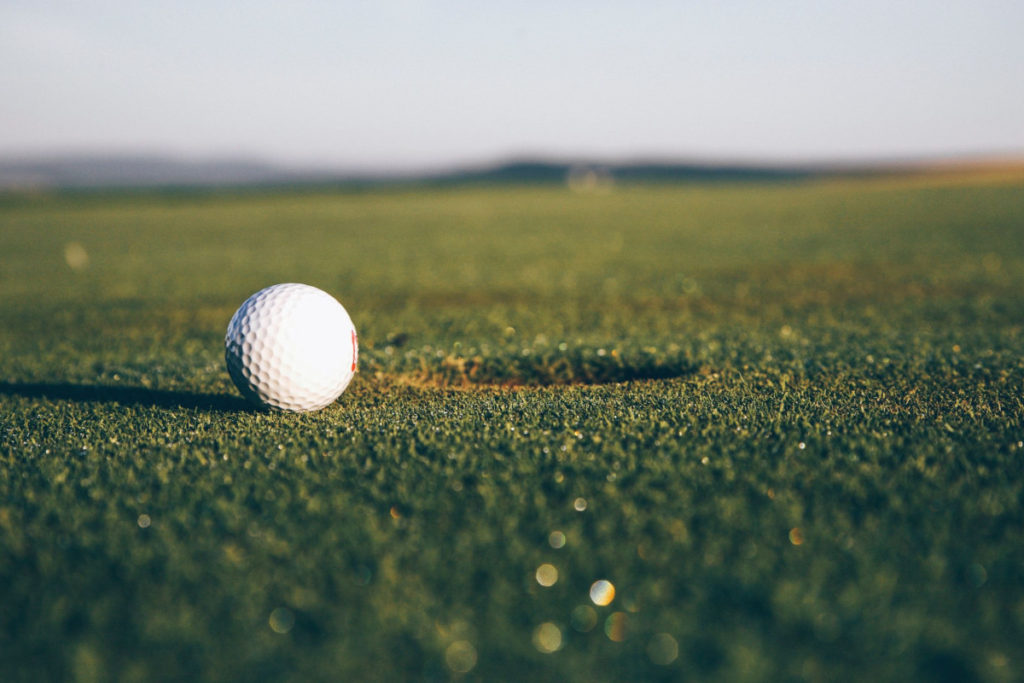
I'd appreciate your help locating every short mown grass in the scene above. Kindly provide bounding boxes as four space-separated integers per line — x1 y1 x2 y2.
1 177 1023 681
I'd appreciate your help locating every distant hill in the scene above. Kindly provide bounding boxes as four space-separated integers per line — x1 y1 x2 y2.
2 153 1016 191
430 160 824 186
0 155 319 190
0 154 839 191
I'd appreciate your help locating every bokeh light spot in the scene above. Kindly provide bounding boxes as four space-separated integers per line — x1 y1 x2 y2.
590 580 615 606
533 622 563 653
269 607 295 634
648 633 679 665
536 563 558 587
445 640 477 673
64 242 89 271
570 605 598 632
604 612 628 642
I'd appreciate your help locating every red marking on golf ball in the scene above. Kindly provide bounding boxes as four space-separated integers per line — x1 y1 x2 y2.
351 329 358 371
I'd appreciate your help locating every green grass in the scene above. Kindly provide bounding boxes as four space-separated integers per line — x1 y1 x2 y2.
1 178 1023 681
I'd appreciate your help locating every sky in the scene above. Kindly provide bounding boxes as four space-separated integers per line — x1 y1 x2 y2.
1 0 1022 170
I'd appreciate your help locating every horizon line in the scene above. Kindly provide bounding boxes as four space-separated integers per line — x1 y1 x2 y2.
2 147 1024 173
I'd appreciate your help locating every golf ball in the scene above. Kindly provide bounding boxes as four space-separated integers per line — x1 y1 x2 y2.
225 283 358 412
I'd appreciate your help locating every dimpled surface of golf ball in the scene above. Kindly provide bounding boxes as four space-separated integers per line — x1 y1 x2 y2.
225 283 358 412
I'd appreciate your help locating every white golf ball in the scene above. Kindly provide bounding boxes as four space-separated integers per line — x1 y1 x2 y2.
225 283 358 412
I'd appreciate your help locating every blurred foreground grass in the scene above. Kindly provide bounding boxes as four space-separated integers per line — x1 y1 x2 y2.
1 177 1023 680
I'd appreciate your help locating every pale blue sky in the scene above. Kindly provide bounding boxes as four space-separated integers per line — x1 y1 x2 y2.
1 0 1022 169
